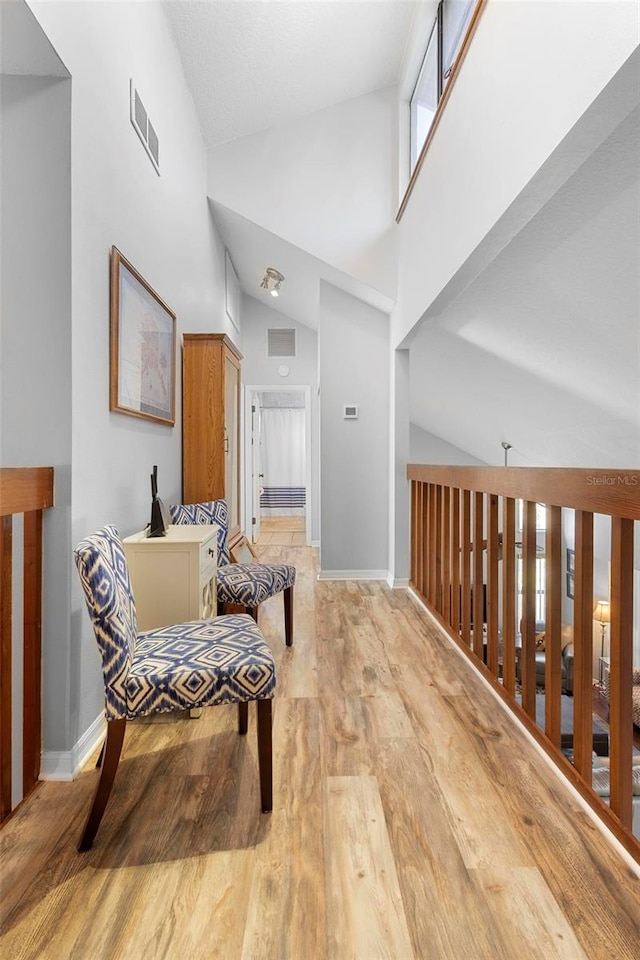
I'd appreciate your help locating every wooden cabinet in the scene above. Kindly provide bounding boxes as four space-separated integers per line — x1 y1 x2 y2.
122 525 218 631
182 333 242 533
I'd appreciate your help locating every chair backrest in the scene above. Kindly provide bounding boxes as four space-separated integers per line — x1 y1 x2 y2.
169 500 230 565
74 524 138 720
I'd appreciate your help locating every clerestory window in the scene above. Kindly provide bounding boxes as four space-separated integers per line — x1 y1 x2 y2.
410 0 478 173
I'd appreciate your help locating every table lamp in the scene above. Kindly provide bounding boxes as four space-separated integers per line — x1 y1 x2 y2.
593 599 610 686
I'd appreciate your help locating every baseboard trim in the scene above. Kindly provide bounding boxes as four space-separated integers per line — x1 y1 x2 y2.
311 540 320 548
40 712 106 782
387 576 410 589
317 569 389 581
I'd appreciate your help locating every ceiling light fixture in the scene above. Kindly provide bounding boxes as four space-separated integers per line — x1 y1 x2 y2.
260 267 285 298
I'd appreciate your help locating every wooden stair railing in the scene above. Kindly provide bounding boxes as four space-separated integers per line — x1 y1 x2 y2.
0 467 54 822
407 465 640 863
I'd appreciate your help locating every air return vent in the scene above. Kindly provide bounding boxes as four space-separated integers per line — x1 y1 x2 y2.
267 328 296 358
130 79 160 175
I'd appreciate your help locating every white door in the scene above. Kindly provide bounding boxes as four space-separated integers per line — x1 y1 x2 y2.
250 395 262 543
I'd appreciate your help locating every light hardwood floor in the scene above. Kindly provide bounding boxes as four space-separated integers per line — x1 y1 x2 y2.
1 541 639 959
257 516 306 547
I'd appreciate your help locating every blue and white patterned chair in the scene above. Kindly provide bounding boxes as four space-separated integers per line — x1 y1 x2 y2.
169 500 296 647
74 524 276 851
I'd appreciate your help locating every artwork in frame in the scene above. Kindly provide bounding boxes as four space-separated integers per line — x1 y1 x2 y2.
109 246 176 426
566 548 575 598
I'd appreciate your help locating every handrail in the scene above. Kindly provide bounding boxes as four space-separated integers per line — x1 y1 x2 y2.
407 464 640 862
0 467 54 822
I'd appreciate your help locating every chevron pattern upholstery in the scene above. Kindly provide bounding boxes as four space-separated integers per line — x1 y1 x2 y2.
217 562 296 607
73 524 276 850
169 500 231 564
169 500 296 646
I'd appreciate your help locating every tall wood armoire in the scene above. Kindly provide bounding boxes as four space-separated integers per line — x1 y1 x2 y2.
182 333 242 535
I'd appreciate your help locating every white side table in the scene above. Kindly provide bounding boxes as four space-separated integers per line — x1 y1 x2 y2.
123 524 218 630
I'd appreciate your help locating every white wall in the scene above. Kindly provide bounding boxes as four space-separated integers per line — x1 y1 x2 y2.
241 294 320 542
1 68 72 789
208 86 399 300
319 282 389 577
409 423 485 465
22 0 232 763
394 0 639 346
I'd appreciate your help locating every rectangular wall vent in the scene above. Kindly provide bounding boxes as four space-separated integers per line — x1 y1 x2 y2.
344 405 359 419
130 79 160 175
267 328 296 358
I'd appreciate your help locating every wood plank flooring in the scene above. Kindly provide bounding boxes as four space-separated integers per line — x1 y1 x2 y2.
257 516 306 547
1 539 639 960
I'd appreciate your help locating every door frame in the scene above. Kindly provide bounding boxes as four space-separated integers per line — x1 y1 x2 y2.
243 384 312 546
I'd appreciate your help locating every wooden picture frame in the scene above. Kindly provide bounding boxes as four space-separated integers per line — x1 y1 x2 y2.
109 246 176 425
566 548 575 598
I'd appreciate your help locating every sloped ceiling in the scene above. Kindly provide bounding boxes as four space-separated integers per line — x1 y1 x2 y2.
162 0 418 146
409 107 640 467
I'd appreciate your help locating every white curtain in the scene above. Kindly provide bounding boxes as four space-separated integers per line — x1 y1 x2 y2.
260 407 305 515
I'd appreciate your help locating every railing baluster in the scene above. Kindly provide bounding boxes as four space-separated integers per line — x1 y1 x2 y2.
428 484 437 607
0 516 13 820
544 505 563 748
472 491 484 660
521 500 537 719
442 486 451 621
451 488 461 634
486 493 499 676
573 510 594 781
23 510 43 794
502 497 516 695
461 489 472 646
609 517 634 828
435 485 443 613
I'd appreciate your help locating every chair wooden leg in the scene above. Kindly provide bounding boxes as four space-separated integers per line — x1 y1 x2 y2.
95 741 105 769
78 718 126 852
238 701 249 735
247 605 259 624
217 599 226 616
283 586 294 646
256 698 273 813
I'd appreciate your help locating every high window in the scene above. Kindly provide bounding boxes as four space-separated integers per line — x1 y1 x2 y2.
410 0 477 173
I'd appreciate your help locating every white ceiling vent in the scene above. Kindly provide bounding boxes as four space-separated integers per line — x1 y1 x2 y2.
130 79 160 175
267 328 296 358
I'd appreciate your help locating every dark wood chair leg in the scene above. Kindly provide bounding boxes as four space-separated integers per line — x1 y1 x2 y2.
283 586 294 646
78 718 126 852
247 605 259 624
238 701 249 735
95 741 105 769
256 698 273 813
217 599 226 616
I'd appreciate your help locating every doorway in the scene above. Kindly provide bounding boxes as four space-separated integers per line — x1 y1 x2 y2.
244 385 311 546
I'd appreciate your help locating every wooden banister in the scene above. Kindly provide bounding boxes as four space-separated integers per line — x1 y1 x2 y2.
407 464 640 863
0 467 54 822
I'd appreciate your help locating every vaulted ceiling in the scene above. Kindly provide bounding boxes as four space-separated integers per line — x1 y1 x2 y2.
163 0 418 146
163 2 639 468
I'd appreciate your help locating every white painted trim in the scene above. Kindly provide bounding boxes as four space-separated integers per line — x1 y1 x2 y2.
387 576 410 589
317 570 389 581
407 588 640 879
311 540 320 548
40 712 106 782
243 384 312 546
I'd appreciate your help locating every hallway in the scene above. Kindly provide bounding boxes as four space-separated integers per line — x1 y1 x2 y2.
1 541 639 959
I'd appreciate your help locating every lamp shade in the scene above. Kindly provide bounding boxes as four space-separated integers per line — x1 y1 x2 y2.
593 600 611 624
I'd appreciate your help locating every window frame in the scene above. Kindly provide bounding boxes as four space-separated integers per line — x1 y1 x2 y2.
399 0 487 222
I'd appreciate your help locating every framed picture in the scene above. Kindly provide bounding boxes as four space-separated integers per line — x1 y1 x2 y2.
110 247 176 425
566 548 575 598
